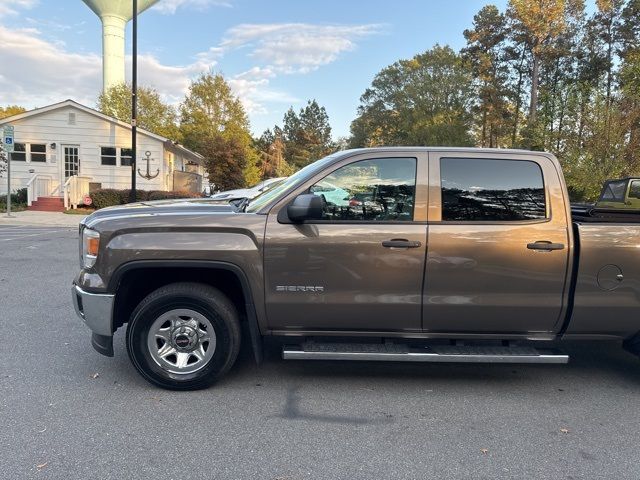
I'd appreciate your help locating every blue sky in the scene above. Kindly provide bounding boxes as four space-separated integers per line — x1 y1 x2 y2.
0 0 514 138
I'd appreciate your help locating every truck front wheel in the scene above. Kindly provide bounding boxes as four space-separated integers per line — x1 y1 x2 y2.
126 282 241 390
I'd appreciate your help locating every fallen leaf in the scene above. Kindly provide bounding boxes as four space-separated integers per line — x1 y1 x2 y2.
560 428 570 434
36 462 48 470
90 373 99 379
480 448 489 454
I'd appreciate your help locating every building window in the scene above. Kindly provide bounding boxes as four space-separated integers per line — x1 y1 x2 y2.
101 147 117 166
440 158 546 222
30 144 47 162
10 143 26 161
120 148 133 167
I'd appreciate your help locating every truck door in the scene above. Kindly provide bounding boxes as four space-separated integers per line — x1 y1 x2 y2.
423 152 570 334
264 153 428 332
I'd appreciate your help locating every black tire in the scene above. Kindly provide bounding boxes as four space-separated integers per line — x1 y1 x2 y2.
126 282 241 390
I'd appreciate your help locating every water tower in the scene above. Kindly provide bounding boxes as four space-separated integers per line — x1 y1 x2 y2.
81 0 159 91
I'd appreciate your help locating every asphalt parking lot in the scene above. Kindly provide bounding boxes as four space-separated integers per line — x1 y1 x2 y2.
1 225 640 479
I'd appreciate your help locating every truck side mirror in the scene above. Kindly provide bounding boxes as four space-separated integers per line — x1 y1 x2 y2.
287 194 323 223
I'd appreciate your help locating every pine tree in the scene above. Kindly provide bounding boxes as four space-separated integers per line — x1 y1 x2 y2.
463 5 513 147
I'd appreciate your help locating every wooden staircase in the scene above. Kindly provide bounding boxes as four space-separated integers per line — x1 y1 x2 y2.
28 196 65 212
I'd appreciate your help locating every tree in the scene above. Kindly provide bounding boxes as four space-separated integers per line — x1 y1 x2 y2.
507 0 585 147
617 0 640 172
180 73 260 187
0 105 26 120
350 45 474 147
463 5 513 147
200 135 248 191
256 127 295 178
592 0 626 107
97 84 180 140
281 100 334 168
180 73 250 153
257 99 334 173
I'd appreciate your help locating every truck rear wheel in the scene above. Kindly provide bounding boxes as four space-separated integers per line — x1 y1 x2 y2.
126 282 241 390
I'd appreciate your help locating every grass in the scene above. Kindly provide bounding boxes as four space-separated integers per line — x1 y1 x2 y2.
63 207 95 215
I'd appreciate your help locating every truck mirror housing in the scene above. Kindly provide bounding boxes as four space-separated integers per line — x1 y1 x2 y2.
287 194 323 223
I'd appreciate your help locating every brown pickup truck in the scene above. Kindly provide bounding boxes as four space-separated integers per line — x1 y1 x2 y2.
72 147 640 390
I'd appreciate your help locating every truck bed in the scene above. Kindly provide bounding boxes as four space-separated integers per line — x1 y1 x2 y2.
572 204 640 223
564 220 640 338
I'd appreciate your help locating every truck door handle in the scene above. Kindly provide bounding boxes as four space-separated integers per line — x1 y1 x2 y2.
382 239 422 249
527 241 565 251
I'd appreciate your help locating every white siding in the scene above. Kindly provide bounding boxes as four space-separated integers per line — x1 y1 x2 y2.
1 106 168 195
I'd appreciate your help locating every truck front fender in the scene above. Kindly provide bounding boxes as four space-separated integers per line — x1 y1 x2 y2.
109 259 264 365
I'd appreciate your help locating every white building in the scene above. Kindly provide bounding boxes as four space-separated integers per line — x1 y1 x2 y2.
0 99 205 209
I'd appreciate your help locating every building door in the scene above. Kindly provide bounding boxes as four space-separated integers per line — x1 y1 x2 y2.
63 146 79 179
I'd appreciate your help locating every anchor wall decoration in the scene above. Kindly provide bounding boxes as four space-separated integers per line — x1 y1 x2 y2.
138 150 160 180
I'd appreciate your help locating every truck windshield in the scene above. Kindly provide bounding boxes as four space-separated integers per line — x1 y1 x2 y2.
600 180 627 202
246 152 344 213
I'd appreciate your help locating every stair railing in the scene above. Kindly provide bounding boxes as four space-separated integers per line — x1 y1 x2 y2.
63 175 92 209
26 174 56 207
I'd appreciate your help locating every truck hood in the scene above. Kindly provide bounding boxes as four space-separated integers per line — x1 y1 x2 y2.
82 197 237 229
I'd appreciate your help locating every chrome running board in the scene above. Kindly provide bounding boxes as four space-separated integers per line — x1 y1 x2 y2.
282 342 568 364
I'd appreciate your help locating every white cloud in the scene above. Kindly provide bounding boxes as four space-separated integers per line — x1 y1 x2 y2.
152 0 231 15
0 25 288 117
0 0 37 18
221 23 384 73
228 67 298 115
0 25 101 106
25 17 72 33
0 17 382 124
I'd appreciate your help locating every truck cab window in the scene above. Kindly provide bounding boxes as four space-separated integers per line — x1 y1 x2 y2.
310 158 416 221
629 181 640 199
441 158 546 221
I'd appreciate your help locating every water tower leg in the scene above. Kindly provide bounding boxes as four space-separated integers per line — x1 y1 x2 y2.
101 14 127 90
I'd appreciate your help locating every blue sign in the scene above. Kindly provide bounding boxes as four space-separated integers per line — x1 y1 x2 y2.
3 125 14 153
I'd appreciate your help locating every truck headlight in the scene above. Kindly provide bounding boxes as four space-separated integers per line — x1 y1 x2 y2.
81 228 100 268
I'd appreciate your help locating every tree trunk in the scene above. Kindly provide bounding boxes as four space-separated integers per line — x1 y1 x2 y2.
556 91 567 152
481 109 487 147
529 53 540 127
511 49 527 147
578 90 587 150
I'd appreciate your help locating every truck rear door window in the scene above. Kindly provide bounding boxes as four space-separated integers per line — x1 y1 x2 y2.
310 157 416 221
441 158 546 221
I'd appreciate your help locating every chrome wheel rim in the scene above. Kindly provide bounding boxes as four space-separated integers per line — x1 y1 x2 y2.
147 308 217 375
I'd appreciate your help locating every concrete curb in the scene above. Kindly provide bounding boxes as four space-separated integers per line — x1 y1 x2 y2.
0 211 85 227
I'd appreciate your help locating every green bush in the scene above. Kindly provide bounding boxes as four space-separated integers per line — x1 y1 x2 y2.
147 190 201 201
0 188 28 209
13 188 27 204
0 188 27 205
89 189 122 209
89 188 202 209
